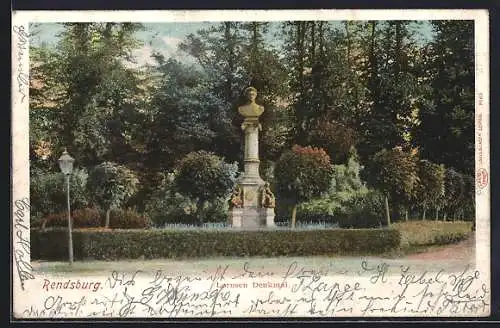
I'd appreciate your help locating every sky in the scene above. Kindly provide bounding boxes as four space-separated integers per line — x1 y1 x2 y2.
30 22 214 67
30 21 435 68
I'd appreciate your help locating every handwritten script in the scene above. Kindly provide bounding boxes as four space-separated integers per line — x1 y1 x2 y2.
13 25 29 103
20 260 489 317
13 197 34 290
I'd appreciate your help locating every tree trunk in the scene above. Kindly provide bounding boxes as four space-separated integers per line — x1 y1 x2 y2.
405 209 409 221
105 208 111 228
384 194 391 226
318 21 324 59
443 212 447 221
435 207 439 221
250 22 258 82
422 207 426 220
310 22 316 61
395 21 402 73
291 204 298 229
297 22 305 90
369 21 377 66
197 199 205 227
224 22 235 102
345 21 351 66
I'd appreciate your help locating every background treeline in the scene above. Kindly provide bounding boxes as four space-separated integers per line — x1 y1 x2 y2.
29 21 475 229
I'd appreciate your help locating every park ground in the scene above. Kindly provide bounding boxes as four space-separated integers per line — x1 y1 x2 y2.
31 233 475 276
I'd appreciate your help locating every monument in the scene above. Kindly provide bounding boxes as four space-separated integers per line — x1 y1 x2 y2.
228 87 276 228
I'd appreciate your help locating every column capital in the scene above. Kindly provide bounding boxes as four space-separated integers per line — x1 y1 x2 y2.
241 119 262 131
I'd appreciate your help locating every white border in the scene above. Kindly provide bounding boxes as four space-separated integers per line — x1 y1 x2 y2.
13 9 489 22
11 9 490 319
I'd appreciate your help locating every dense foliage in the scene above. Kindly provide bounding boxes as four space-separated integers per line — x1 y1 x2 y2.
144 172 230 227
29 21 475 229
42 207 101 229
108 208 151 229
30 169 89 222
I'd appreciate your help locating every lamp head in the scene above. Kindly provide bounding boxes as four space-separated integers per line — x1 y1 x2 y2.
58 148 75 175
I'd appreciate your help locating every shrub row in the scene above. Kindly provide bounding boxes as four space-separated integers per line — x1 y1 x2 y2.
392 221 473 248
31 228 400 260
42 208 150 229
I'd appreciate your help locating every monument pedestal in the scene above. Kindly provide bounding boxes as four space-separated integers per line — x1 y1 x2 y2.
228 176 276 228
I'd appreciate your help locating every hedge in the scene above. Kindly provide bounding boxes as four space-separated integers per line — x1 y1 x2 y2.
31 228 400 260
393 221 473 248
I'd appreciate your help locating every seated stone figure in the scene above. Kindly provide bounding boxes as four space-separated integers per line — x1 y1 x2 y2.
228 185 243 209
260 182 275 208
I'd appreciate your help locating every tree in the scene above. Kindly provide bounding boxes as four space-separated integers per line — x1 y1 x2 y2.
240 22 291 163
364 147 419 225
142 58 219 172
143 172 197 227
308 120 359 164
461 174 475 221
415 159 445 220
296 149 367 226
30 23 145 169
332 148 365 193
358 21 422 163
30 169 89 223
443 167 465 220
87 162 139 228
180 22 291 165
173 151 238 226
416 21 475 175
281 22 365 161
275 145 333 228
179 23 247 163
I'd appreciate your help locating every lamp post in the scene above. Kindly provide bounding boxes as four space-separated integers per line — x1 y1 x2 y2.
58 149 75 265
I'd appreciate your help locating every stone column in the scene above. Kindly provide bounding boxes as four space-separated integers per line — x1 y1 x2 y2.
242 119 261 180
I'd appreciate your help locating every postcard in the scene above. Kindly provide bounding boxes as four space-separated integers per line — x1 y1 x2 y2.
11 9 490 319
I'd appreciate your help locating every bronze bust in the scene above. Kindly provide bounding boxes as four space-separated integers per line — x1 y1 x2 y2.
238 87 264 118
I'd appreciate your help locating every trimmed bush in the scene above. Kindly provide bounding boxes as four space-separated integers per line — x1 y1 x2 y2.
31 228 400 260
275 145 334 228
43 207 101 228
87 162 140 228
174 151 238 226
109 209 151 229
393 221 473 248
363 147 419 225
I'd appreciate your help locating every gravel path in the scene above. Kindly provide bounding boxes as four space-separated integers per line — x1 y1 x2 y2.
405 233 475 261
